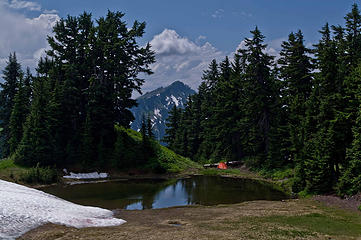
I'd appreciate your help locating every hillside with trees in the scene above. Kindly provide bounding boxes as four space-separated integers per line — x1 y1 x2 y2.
0 11 159 170
164 4 361 196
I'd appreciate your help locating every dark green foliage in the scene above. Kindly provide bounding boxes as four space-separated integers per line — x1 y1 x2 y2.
278 30 314 190
20 163 57 184
4 4 361 195
146 114 154 139
166 27 283 167
163 4 361 195
15 76 55 167
112 126 197 172
14 11 154 169
0 53 23 157
164 105 181 149
338 64 361 195
8 73 31 154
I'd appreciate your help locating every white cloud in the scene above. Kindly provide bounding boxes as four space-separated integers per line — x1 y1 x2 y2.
212 9 224 19
141 29 224 94
43 9 58 14
0 4 60 73
3 0 41 11
141 29 288 95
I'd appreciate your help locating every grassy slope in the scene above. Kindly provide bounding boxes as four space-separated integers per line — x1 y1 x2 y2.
119 127 200 173
0 127 200 184
0 157 27 182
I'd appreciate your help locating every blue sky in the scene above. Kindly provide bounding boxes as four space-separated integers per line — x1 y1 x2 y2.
34 0 357 52
0 0 358 93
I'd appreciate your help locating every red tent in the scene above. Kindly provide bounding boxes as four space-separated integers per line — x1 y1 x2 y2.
217 162 227 170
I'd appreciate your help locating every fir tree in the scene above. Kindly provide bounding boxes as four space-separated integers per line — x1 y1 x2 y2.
8 77 31 154
15 76 54 166
278 30 313 190
164 105 181 150
146 114 154 139
241 27 278 166
0 53 23 157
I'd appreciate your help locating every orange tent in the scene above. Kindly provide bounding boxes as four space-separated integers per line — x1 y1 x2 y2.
217 162 227 170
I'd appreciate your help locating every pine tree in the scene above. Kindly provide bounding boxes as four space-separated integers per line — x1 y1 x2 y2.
0 53 23 157
15 76 54 166
338 105 361 195
241 27 278 166
202 59 219 89
16 11 155 167
210 56 242 161
344 4 361 68
8 77 31 154
140 115 147 140
278 30 313 190
301 23 345 192
338 63 361 195
164 105 180 150
146 114 154 139
196 63 220 161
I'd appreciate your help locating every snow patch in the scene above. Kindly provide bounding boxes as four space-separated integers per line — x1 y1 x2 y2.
165 96 171 105
63 172 108 180
0 180 125 239
171 95 180 107
154 108 162 117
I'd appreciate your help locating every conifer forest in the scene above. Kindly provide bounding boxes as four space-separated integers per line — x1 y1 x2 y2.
2 4 361 198
164 4 361 195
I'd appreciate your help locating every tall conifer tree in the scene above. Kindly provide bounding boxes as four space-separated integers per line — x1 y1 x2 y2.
0 53 23 157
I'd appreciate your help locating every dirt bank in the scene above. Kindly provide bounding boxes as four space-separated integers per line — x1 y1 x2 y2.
18 199 361 240
313 194 361 212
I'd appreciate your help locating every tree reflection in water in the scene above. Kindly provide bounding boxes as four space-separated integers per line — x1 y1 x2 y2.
41 176 288 210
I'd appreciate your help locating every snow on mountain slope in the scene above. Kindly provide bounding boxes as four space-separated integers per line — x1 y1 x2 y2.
131 81 195 143
0 180 125 239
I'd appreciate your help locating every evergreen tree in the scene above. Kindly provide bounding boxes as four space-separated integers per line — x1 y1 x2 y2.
301 23 345 192
0 53 23 157
17 11 155 167
15 76 54 166
278 30 313 190
8 76 31 154
344 4 361 67
338 63 361 195
164 105 181 150
146 114 154 139
140 114 147 141
241 27 278 166
338 104 361 195
202 59 219 89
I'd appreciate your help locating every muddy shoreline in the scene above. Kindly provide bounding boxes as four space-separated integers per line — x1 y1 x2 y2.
18 198 361 240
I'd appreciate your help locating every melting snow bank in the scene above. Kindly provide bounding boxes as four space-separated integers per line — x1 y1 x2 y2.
0 180 126 240
63 171 108 179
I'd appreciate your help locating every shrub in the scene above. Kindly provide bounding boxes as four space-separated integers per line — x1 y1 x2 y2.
20 163 57 184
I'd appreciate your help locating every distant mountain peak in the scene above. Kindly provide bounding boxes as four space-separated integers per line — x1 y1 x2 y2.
131 81 195 142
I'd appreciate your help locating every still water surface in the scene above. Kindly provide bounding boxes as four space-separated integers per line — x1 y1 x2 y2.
42 176 288 210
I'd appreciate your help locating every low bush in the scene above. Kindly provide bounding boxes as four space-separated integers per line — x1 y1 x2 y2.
20 163 57 184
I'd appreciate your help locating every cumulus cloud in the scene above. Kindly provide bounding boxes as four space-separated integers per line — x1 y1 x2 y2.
141 29 289 95
142 29 224 94
0 3 59 72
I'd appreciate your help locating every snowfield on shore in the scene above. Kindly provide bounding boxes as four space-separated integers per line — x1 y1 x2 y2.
63 171 108 179
0 180 126 240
